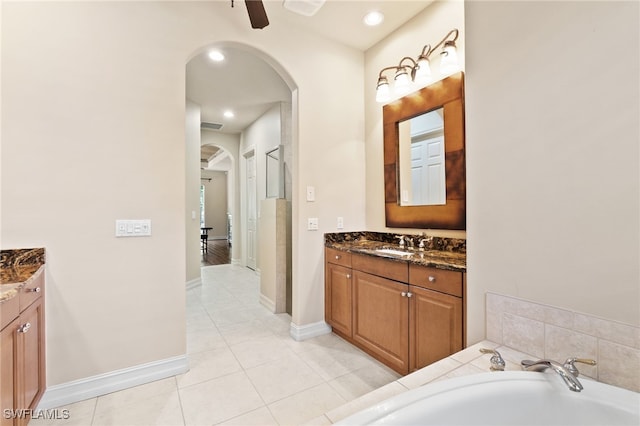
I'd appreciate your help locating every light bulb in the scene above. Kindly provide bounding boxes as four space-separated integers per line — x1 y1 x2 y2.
440 41 460 76
376 76 391 103
414 57 432 86
394 68 411 95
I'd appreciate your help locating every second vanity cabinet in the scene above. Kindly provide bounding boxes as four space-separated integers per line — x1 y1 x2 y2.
0 270 46 426
325 247 463 375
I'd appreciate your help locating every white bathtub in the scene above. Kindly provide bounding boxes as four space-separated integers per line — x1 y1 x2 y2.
336 371 640 425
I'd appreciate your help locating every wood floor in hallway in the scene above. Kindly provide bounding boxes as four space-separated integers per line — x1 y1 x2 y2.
200 239 231 266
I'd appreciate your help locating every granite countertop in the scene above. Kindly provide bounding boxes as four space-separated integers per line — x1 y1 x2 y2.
325 232 466 272
0 248 45 303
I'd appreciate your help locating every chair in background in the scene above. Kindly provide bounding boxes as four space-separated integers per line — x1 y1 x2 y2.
201 227 211 253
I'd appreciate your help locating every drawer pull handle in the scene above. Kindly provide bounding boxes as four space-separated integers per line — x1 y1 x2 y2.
19 322 31 333
27 287 42 293
428 276 436 282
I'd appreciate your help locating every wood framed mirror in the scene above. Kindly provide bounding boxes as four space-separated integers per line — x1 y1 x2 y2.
383 71 465 229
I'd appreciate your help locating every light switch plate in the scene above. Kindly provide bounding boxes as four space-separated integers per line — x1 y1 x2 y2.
116 219 152 237
307 217 319 230
306 186 315 202
337 217 344 229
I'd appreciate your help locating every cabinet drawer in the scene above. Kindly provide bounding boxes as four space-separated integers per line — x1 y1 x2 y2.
1 295 19 331
409 264 462 297
326 247 352 268
352 254 408 283
19 269 44 312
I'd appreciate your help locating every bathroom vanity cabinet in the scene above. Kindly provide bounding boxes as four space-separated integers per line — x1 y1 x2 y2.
0 271 46 426
325 247 463 375
324 248 353 337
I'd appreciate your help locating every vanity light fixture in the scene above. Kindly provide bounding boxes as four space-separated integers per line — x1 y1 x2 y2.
375 28 460 103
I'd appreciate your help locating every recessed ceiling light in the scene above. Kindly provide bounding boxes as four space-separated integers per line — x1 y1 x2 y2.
363 11 384 26
223 110 234 118
208 50 225 62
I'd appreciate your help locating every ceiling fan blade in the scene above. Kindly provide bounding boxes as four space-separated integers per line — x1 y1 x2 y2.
244 0 269 29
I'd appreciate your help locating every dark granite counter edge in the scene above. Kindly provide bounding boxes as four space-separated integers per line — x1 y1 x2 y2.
0 248 46 304
0 265 45 304
325 241 466 273
325 231 466 254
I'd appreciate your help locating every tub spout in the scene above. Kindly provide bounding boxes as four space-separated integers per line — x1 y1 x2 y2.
521 359 584 392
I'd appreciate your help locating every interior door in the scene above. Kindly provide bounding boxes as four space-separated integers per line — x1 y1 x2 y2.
246 151 257 270
411 134 445 205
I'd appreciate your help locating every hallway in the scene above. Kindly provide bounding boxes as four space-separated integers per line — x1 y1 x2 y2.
200 239 231 266
33 264 399 425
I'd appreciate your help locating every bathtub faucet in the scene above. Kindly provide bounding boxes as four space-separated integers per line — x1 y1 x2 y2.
521 359 585 392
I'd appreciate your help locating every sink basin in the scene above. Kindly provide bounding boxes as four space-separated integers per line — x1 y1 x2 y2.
336 371 640 425
375 248 413 257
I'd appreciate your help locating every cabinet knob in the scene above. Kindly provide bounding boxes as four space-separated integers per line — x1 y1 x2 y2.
407 292 413 298
428 276 436 282
27 287 42 293
346 274 351 279
401 292 407 297
19 322 31 333
335 255 341 260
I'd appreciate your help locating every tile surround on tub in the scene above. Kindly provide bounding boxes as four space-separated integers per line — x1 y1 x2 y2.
486 292 640 392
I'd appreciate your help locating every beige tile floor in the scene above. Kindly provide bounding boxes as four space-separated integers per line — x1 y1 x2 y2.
32 264 400 426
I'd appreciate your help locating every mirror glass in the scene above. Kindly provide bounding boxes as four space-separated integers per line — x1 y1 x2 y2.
266 145 284 198
398 107 445 206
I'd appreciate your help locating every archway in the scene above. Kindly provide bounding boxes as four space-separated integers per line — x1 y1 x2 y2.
186 41 296 317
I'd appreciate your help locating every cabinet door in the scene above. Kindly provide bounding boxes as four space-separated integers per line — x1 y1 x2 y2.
353 271 409 374
16 298 45 419
325 263 353 337
1 320 16 426
410 286 462 371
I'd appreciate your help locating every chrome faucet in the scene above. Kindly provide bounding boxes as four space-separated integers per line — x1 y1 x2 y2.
521 359 590 392
395 235 405 249
562 357 597 378
479 348 506 371
405 237 415 250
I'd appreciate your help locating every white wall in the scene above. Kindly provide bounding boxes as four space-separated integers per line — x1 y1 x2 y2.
1 1 365 389
240 104 282 270
364 0 465 238
464 1 640 342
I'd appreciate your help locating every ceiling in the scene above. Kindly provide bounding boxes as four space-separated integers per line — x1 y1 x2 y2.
189 0 433 169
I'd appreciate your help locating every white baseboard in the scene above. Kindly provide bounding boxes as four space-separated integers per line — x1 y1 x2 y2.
231 258 242 265
186 277 201 290
289 321 332 341
259 293 276 313
37 355 189 410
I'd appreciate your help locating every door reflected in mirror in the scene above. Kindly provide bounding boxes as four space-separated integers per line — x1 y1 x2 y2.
398 107 445 206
